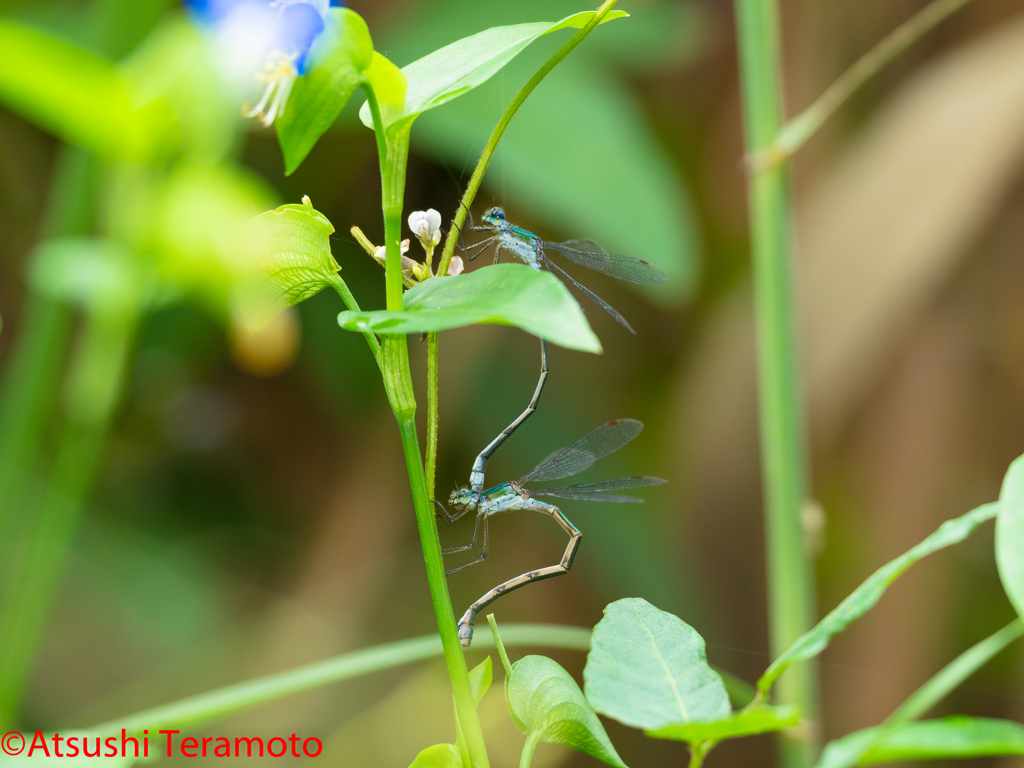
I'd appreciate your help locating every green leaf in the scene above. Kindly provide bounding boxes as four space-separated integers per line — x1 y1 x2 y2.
149 162 278 318
337 264 602 353
28 237 144 316
357 10 627 134
817 717 1024 768
997 455 1024 619
243 197 340 327
468 656 493 706
407 743 463 768
758 502 999 695
0 19 170 160
646 704 800 745
506 654 628 768
584 598 730 731
277 8 375 174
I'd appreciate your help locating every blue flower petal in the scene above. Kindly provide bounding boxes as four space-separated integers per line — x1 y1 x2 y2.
277 2 325 73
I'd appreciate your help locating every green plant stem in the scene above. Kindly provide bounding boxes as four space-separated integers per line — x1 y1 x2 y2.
92 623 588 735
424 0 619 499
758 0 973 167
0 148 94 572
0 309 135 729
487 614 514 677
425 331 439 498
367 83 490 767
520 732 541 768
688 743 709 768
734 0 819 765
330 278 379 360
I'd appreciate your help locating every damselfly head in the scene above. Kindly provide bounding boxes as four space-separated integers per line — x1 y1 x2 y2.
481 207 506 227
449 487 475 510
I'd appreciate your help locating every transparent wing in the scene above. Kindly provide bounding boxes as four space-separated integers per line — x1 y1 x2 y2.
545 259 635 333
531 476 667 503
544 240 667 286
520 420 644 483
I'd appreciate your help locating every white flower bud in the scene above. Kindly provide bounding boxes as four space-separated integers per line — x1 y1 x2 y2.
408 209 442 248
448 256 465 276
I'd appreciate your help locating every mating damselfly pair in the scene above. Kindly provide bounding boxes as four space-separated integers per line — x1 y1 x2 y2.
437 208 667 646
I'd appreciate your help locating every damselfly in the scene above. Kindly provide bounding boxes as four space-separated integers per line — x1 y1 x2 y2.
460 207 667 333
437 418 666 647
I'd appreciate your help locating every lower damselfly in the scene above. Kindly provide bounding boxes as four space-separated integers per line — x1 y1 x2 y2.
459 207 667 334
436 418 666 647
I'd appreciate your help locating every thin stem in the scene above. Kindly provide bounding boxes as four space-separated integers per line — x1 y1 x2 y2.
91 623 590 735
733 0 819 765
425 331 439 498
330 278 380 359
688 742 709 768
0 309 135 729
437 0 619 276
520 732 541 768
487 614 514 678
425 0 619 503
757 0 973 167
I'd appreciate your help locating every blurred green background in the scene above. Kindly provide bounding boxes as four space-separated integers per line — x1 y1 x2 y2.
3 0 1024 765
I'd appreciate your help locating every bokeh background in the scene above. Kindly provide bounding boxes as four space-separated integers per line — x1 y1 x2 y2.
2 0 1024 765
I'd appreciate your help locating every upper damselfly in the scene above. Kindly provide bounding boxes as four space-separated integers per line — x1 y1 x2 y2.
460 207 667 334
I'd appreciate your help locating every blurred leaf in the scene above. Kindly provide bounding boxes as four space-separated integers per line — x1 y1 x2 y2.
407 743 462 768
357 10 626 134
337 264 602 353
243 197 340 328
277 8 375 174
758 503 998 695
817 717 1024 768
646 705 799 745
584 598 730 731
505 654 628 768
0 18 171 160
468 655 492 705
997 455 1024 619
28 237 144 315
417 55 697 297
123 17 238 162
152 162 278 317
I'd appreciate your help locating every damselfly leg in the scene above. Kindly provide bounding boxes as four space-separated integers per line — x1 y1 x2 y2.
457 499 581 647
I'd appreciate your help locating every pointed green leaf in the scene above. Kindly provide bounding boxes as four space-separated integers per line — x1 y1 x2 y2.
276 9 375 173
817 717 1024 768
243 197 340 328
646 705 799 745
337 264 601 353
584 598 730 731
407 743 463 768
357 11 627 133
997 455 1024 619
759 502 999 695
505 654 627 768
468 656 493 706
0 19 171 160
